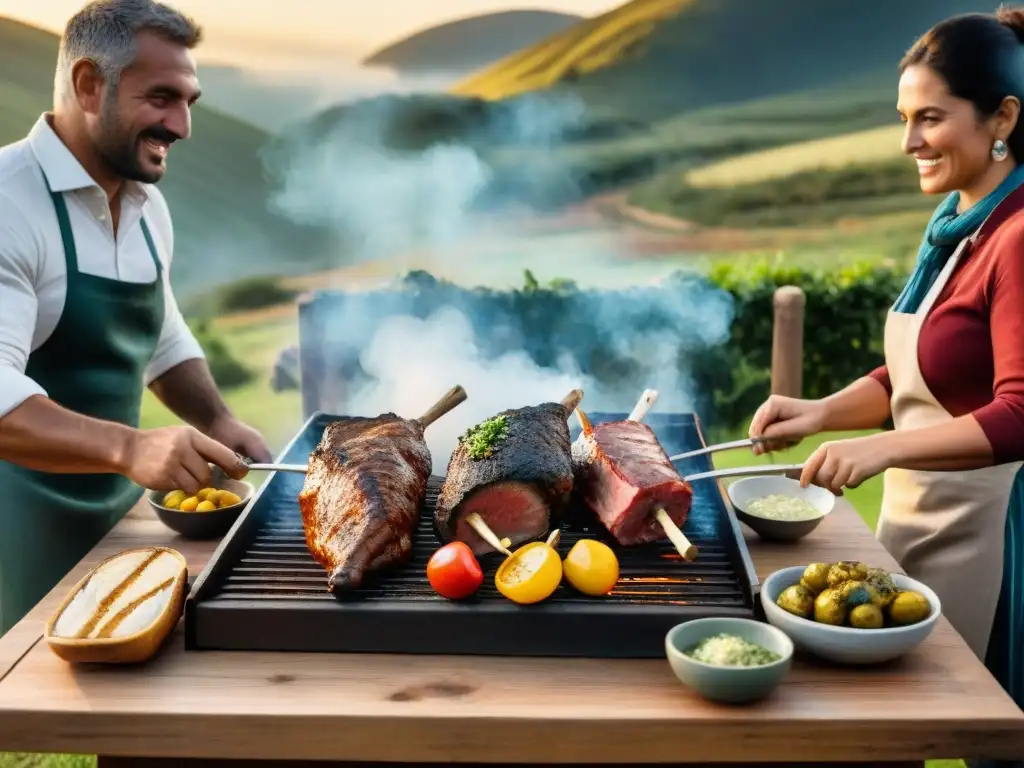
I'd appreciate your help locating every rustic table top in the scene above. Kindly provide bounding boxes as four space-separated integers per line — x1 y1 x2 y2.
0 496 1020 764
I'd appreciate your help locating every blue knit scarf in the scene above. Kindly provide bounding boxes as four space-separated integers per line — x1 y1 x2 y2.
893 163 1024 313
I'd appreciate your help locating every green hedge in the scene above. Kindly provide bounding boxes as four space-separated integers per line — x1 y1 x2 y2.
696 259 906 428
307 261 908 431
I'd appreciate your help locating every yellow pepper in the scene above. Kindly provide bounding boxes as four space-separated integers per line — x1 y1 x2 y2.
495 530 563 605
562 539 619 596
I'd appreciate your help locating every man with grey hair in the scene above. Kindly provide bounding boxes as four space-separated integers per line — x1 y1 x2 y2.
0 0 272 635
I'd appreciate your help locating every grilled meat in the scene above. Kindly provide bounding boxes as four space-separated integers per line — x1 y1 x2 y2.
298 384 467 592
435 390 582 556
299 414 432 591
572 418 693 546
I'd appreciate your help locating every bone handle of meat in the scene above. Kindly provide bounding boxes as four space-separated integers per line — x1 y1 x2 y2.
466 512 513 556
559 388 584 414
627 389 659 422
626 389 697 562
654 509 697 561
415 384 468 430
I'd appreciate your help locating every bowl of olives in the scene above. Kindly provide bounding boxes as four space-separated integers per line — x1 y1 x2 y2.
148 476 253 540
760 561 941 664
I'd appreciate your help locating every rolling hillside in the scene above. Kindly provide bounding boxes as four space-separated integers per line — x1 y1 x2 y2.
364 10 584 75
451 0 1001 121
685 124 906 188
0 17 334 299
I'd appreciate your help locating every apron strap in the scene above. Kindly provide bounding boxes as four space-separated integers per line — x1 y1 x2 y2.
38 164 163 281
38 167 79 276
139 218 163 279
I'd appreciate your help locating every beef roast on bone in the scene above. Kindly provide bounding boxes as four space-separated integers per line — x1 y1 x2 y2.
434 389 583 557
570 394 695 550
298 385 466 592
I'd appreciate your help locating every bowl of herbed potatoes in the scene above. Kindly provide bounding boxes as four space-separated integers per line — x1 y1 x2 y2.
148 476 253 540
761 560 941 664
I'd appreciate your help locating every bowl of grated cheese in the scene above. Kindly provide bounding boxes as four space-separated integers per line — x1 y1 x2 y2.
727 476 834 541
665 617 793 703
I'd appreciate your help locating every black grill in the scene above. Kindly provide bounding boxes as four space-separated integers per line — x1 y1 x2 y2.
185 411 760 657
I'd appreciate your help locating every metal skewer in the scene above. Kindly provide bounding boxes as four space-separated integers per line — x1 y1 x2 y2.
669 437 769 463
245 463 309 474
682 463 804 482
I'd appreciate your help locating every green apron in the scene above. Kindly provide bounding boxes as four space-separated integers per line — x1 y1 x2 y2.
0 169 164 635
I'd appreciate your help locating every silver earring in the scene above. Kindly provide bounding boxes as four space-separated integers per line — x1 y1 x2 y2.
993 139 1009 161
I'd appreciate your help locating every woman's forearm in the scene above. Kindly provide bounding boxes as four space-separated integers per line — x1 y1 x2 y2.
819 376 892 432
884 414 994 471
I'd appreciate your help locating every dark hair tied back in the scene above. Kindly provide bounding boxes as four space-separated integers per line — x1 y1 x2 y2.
997 5 1024 42
902 5 1024 161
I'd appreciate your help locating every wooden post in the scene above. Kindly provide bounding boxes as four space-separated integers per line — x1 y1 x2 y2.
771 285 805 399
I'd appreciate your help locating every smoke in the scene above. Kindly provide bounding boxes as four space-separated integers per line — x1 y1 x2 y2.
327 271 733 473
264 87 736 471
261 89 591 263
349 307 588 473
267 133 492 259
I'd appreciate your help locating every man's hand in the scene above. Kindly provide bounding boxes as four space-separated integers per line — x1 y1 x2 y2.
122 425 251 494
206 415 272 464
148 360 273 463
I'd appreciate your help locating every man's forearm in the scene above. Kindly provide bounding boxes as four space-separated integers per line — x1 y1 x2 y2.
148 358 232 433
0 395 134 474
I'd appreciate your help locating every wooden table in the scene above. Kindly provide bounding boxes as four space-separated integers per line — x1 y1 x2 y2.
0 498 1019 767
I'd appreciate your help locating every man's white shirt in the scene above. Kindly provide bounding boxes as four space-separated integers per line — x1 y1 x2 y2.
0 114 204 419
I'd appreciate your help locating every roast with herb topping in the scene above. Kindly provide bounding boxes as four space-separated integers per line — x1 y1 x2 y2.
435 389 582 556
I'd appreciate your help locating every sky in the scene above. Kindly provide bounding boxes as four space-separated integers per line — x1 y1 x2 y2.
0 0 623 68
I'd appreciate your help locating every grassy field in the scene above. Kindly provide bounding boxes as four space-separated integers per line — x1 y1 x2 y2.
684 124 906 188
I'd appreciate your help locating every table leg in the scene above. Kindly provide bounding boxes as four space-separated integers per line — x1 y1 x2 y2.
97 758 927 767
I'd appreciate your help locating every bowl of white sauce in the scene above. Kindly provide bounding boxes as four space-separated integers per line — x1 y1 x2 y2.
726 476 834 541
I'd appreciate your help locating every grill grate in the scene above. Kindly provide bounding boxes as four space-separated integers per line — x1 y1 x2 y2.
185 411 760 658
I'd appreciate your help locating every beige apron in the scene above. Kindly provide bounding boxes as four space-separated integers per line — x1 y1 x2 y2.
876 238 1023 660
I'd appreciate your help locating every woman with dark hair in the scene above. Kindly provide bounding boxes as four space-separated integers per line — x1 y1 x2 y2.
748 5 1024 738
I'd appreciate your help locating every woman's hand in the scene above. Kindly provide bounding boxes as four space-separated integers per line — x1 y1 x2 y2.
748 395 828 455
799 434 894 494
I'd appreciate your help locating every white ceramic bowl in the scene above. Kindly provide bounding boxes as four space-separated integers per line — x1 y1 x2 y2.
761 565 941 664
728 476 835 541
664 617 793 704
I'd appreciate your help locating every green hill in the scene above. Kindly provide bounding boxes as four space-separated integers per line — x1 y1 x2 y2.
364 10 584 75
452 0 1000 121
0 17 334 299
